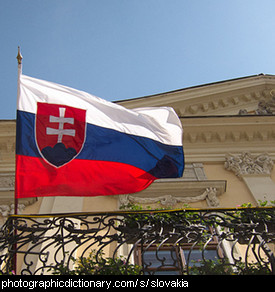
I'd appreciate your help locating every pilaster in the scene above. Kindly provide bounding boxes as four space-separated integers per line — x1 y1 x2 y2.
225 152 275 205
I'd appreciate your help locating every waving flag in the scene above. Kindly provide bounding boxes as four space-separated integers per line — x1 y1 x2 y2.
15 74 184 198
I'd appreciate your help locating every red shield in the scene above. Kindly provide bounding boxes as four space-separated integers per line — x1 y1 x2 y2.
35 102 86 167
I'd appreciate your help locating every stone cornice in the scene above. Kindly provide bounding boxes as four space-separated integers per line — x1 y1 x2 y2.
182 115 275 162
177 90 267 116
117 75 275 116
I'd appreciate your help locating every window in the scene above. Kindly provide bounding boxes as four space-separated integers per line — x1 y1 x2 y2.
135 246 183 275
134 227 224 275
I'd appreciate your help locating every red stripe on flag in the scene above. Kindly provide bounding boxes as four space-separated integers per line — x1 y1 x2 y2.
15 155 156 198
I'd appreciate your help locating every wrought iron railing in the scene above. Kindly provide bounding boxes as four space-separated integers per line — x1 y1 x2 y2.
0 207 274 275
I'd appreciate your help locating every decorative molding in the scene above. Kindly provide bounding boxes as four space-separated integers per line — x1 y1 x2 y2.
183 116 275 145
180 91 264 116
239 91 275 115
0 174 15 190
0 203 25 217
182 116 275 162
224 152 274 177
119 186 221 208
0 173 36 216
205 187 220 207
118 75 275 116
182 163 207 181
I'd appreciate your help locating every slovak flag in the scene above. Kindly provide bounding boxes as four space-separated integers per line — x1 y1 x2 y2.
15 74 184 198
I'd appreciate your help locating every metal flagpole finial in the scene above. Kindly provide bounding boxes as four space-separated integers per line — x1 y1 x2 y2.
16 46 23 65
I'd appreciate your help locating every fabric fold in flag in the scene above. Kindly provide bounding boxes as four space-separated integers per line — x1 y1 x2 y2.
15 74 184 198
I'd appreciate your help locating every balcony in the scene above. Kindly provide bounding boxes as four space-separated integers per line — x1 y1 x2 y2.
0 207 274 275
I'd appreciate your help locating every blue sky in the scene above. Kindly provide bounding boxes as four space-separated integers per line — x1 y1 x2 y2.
1 0 275 119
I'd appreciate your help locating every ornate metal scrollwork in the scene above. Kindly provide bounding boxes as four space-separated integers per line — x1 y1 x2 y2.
0 208 274 275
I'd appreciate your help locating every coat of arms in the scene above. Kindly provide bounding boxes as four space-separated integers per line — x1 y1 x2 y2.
35 102 86 167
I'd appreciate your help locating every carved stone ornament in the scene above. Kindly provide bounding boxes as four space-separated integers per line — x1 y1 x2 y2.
205 188 220 207
119 187 220 208
0 204 25 217
239 90 275 115
224 152 274 177
0 175 15 190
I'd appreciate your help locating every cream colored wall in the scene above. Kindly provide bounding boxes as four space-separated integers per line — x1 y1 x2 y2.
23 198 42 214
23 195 119 214
83 195 118 212
203 163 258 207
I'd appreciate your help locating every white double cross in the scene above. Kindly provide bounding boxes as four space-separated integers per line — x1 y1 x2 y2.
46 107 75 143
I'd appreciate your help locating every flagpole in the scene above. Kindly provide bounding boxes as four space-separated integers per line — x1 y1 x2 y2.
12 47 22 275
15 47 22 216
